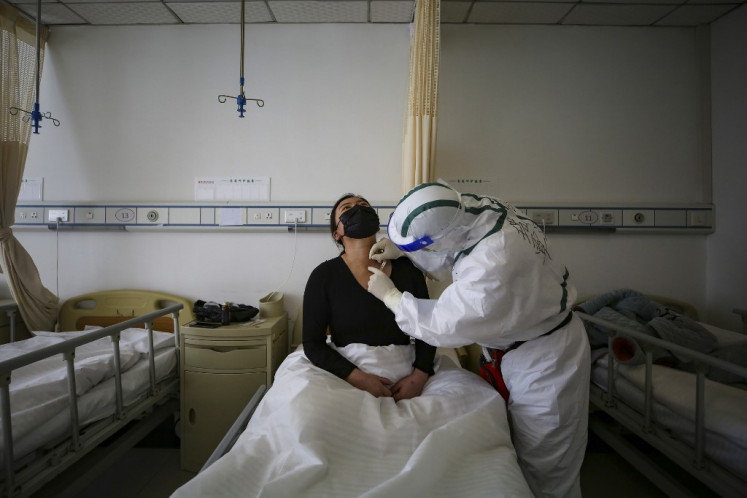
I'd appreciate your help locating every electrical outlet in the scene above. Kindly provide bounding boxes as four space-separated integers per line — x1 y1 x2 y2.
284 209 306 223
48 209 69 222
528 209 556 226
312 208 333 225
74 207 106 224
688 210 710 227
246 208 279 225
15 207 44 224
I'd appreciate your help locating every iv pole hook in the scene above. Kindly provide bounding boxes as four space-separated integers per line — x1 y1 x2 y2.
217 0 264 117
8 0 60 133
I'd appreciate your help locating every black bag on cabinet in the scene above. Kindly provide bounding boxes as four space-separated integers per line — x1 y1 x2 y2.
193 300 258 323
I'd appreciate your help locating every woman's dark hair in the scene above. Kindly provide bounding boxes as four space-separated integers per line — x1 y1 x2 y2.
330 193 371 251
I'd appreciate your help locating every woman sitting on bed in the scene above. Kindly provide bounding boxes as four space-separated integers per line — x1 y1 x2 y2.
303 193 436 400
172 193 533 497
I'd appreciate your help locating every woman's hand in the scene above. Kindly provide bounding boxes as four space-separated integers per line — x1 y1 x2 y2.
346 368 393 398
391 368 429 401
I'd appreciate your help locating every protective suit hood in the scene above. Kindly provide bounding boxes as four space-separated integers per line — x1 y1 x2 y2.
387 182 469 275
388 182 496 275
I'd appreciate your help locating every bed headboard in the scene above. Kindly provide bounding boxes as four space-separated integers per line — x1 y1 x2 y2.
58 289 195 332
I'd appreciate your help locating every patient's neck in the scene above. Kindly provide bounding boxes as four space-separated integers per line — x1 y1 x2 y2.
342 237 376 268
342 236 389 288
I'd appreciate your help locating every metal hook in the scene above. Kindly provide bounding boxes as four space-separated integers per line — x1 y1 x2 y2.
218 0 264 118
8 106 60 132
218 94 264 118
7 0 60 134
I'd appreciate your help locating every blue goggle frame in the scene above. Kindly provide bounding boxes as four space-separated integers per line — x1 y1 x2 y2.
396 235 434 252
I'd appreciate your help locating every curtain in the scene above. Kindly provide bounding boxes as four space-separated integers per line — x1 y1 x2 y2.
402 0 440 193
1 3 58 331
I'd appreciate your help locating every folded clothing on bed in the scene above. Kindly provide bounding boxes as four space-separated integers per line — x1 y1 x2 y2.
577 289 747 387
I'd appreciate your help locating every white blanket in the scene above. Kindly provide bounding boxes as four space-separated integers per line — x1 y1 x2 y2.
173 346 531 497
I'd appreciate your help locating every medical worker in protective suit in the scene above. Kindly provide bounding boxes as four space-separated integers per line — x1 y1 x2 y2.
367 182 590 498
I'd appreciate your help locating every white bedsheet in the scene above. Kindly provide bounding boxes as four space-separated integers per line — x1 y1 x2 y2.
0 328 177 466
591 354 747 480
173 346 531 498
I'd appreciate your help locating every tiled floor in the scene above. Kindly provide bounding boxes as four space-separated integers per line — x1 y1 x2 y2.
61 428 676 498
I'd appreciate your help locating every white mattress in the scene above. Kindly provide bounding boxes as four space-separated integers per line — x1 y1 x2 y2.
173 346 532 497
0 328 177 467
591 352 747 481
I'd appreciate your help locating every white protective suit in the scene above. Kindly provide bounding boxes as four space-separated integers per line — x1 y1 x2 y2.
369 182 591 498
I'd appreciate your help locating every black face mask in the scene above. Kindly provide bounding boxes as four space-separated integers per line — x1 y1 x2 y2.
339 204 380 239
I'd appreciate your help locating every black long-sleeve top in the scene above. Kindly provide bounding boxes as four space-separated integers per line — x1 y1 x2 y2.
302 256 436 380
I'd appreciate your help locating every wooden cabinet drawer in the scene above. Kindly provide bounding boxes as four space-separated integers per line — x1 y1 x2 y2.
184 340 266 370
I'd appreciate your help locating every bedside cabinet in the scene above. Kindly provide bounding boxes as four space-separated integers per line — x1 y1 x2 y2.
180 314 288 471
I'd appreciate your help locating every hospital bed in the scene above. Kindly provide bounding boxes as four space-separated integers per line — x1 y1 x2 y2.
0 300 18 344
575 292 747 498
171 308 533 497
0 289 194 498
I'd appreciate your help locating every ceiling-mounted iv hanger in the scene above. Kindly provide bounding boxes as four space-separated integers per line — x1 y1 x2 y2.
8 0 60 134
218 0 264 117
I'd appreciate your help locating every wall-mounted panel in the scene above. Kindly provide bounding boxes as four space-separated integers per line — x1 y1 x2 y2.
106 207 137 224
622 209 655 227
169 208 201 225
13 202 714 234
137 207 168 225
655 209 687 228
74 207 106 224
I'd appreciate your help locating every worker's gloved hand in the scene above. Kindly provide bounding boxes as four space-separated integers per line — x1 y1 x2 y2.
368 267 403 310
369 237 404 263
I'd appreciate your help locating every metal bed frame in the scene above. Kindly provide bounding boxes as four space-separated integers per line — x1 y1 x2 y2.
577 311 747 498
0 303 184 498
0 302 18 344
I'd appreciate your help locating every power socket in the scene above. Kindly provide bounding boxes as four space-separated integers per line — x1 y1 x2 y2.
284 209 306 223
247 208 279 225
48 209 69 222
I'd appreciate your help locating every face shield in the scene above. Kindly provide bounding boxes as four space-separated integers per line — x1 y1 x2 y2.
407 249 455 281
388 182 466 278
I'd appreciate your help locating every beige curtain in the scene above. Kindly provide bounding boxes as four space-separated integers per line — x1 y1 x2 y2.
402 0 440 193
1 4 58 331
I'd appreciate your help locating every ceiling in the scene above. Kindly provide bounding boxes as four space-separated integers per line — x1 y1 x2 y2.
4 0 745 28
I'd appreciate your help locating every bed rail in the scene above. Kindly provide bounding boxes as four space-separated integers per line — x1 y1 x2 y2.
0 304 183 498
0 302 18 344
577 311 747 497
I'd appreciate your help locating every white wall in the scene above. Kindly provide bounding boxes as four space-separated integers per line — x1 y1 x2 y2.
709 4 747 330
24 24 410 202
3 22 721 329
436 25 710 313
438 25 705 204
